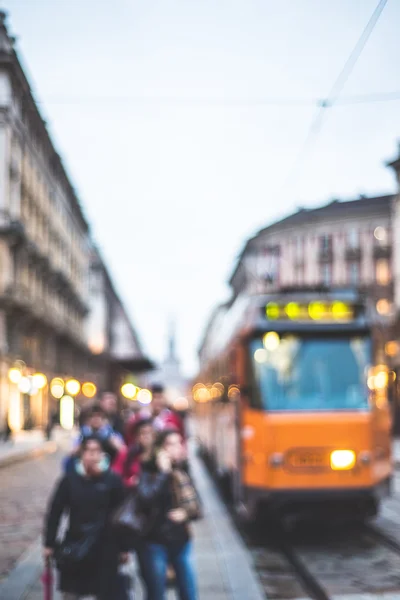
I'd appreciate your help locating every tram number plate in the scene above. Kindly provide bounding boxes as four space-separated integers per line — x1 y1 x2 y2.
289 452 325 468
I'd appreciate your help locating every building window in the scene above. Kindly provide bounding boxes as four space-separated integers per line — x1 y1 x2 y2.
321 263 332 286
320 234 332 252
294 237 303 258
349 262 359 285
347 228 359 249
376 259 390 286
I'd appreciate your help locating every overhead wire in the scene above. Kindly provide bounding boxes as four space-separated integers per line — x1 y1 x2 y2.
282 0 389 190
8 89 398 108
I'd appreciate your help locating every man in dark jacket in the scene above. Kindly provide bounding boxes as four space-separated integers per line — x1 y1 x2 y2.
44 436 128 600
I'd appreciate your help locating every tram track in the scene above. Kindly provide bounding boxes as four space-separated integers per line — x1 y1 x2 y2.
237 512 400 599
203 453 400 598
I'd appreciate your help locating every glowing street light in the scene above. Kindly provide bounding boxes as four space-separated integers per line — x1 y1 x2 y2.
121 383 138 400
18 377 31 395
65 379 81 397
8 367 22 384
32 373 47 390
60 395 74 430
82 382 97 398
137 389 152 405
50 378 64 400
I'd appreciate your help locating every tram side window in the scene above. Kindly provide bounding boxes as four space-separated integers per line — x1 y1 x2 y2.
250 336 371 411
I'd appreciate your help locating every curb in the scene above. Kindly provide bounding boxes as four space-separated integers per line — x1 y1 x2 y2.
0 441 58 470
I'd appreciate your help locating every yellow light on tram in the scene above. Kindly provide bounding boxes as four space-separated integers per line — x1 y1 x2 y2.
137 388 152 405
50 378 64 400
121 383 137 400
332 302 351 320
254 349 268 363
266 302 280 320
65 379 81 397
285 302 301 320
32 373 47 390
330 450 356 471
60 395 75 430
82 382 97 398
263 331 280 351
8 368 22 384
308 302 325 320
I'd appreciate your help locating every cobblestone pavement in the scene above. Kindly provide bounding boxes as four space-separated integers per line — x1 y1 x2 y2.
0 450 64 583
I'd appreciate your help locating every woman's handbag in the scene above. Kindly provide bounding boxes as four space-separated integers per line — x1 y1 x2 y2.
55 524 101 571
112 493 154 537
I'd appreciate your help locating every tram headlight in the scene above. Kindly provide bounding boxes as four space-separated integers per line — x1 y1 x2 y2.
330 450 356 471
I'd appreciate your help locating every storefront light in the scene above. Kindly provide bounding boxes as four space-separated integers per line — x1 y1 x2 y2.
8 368 22 384
65 379 81 397
82 382 97 398
121 383 137 400
137 389 152 405
32 373 47 390
60 395 74 430
50 378 64 400
18 377 31 395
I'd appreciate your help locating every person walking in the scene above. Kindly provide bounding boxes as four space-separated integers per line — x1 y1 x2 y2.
64 405 125 474
113 418 154 490
137 429 201 600
44 435 128 600
100 391 125 437
113 418 155 596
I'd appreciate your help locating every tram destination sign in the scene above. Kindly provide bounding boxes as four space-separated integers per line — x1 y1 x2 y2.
264 300 355 322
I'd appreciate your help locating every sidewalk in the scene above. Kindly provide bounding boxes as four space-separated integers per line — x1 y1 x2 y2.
3 445 266 600
0 428 70 469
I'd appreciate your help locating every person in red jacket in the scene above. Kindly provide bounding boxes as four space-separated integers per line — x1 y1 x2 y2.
113 418 154 490
150 384 186 439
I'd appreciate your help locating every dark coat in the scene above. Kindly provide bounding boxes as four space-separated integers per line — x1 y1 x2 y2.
136 460 190 547
44 468 125 599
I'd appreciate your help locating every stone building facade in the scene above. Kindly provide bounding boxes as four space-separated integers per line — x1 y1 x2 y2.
0 12 91 430
0 12 152 431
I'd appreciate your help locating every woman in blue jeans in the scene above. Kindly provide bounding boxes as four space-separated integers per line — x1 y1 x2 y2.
137 429 201 600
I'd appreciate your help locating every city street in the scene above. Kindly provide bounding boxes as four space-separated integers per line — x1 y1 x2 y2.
1 2 400 599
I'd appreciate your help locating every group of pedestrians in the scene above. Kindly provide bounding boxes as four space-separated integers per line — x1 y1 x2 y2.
43 384 201 600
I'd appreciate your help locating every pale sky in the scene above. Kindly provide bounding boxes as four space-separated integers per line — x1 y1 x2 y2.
2 0 400 374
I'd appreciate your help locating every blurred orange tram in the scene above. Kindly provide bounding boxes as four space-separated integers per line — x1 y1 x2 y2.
194 290 393 520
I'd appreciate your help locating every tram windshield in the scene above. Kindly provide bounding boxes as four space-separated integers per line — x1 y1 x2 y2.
250 335 371 411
